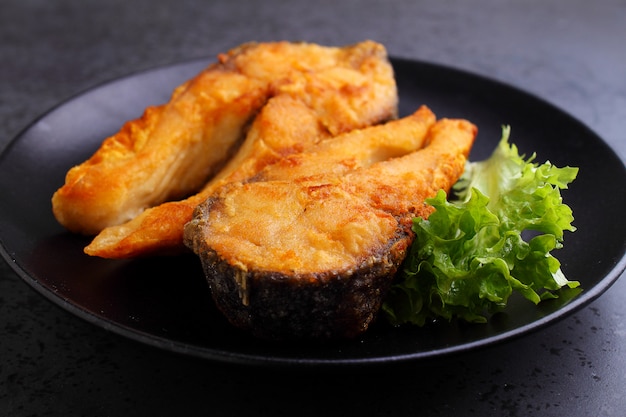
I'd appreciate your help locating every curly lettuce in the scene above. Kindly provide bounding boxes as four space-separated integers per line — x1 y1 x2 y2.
383 126 580 326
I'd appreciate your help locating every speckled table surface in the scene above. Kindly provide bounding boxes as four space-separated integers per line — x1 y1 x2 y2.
1 1 625 416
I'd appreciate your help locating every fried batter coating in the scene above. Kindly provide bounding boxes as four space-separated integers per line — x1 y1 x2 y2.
52 40 397 236
85 94 333 257
85 105 432 258
183 117 477 339
81 40 398 257
188 117 475 273
53 70 267 235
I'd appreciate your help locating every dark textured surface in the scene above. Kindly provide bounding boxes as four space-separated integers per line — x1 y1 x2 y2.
186 196 409 340
1 0 625 416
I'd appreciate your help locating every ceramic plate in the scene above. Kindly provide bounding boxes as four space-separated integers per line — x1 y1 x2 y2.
1 58 625 367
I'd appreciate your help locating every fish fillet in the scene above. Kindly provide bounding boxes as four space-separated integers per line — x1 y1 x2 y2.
83 40 398 257
52 40 397 236
184 116 477 339
52 70 267 235
85 94 333 257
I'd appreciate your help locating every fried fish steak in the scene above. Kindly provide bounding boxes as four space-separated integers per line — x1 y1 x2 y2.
52 40 397 236
184 116 477 340
82 40 398 257
84 94 333 257
52 67 267 235
225 40 399 135
250 106 436 183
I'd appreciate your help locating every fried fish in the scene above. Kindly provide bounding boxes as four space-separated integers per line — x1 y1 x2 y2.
52 40 397 236
84 94 332 257
52 69 266 235
80 40 398 257
184 115 477 340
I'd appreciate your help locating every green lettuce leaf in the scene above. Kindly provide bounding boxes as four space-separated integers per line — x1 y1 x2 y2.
382 126 580 326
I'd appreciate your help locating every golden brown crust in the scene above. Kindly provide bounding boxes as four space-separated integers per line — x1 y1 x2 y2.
184 115 477 339
188 116 474 274
345 118 478 223
84 94 332 257
82 40 398 257
52 66 268 235
253 106 437 183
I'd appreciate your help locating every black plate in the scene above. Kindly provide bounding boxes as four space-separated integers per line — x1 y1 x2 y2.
1 58 625 367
